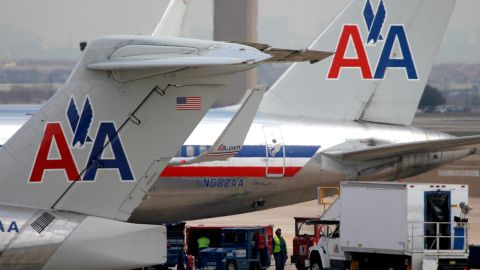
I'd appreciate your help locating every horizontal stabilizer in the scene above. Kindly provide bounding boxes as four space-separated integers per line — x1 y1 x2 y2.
229 41 333 63
170 85 267 166
325 135 480 162
85 40 328 82
86 56 253 71
87 41 331 73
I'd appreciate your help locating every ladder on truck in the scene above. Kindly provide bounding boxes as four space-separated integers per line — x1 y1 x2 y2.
317 186 340 219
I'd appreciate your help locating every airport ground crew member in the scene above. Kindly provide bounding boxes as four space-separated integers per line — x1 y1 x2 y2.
197 236 211 250
273 228 287 270
177 243 189 270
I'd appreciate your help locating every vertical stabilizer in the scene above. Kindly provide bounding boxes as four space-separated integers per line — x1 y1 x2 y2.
153 0 189 37
259 0 456 126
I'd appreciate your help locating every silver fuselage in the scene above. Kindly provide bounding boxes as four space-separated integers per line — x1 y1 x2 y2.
128 109 467 222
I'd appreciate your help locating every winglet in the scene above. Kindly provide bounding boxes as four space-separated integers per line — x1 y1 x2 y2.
153 0 189 37
170 84 267 166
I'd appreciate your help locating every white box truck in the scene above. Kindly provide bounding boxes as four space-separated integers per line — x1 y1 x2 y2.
307 182 471 270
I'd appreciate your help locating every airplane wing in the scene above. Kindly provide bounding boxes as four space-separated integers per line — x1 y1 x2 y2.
152 0 189 37
229 41 334 63
324 135 480 162
170 84 267 166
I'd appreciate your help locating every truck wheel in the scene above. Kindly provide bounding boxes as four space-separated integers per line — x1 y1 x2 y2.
310 261 323 270
295 262 306 270
226 260 237 270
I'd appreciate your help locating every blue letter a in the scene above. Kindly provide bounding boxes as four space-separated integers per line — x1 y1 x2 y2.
84 122 134 181
374 25 418 80
8 221 19 233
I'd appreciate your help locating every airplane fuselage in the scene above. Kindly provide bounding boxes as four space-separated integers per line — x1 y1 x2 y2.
128 109 471 223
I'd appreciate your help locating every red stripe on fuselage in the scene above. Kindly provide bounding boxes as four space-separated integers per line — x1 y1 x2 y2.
160 166 303 178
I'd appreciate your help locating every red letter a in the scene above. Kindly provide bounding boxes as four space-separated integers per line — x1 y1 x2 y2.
29 123 80 182
328 25 373 79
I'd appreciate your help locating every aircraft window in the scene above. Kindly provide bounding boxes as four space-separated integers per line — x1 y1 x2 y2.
199 146 208 154
186 146 195 157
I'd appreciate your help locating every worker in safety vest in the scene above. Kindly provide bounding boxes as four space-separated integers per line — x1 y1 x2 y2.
197 236 210 250
273 228 287 270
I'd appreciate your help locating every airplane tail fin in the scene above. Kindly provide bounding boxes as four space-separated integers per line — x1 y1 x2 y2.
259 0 457 126
0 36 270 221
153 0 189 37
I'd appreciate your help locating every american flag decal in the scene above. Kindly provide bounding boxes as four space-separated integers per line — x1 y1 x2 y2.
176 96 202 110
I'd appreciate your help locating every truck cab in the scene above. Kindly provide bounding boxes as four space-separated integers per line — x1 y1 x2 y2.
307 220 344 270
291 217 322 270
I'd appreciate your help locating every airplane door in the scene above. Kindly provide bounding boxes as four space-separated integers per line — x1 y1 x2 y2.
263 126 285 178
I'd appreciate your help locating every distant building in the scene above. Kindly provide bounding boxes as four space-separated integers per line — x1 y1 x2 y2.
213 0 258 107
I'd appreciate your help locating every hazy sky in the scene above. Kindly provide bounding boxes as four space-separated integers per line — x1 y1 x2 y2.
1 0 480 63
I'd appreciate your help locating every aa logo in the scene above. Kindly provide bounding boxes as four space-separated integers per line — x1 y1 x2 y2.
29 96 134 183
328 0 418 80
67 97 93 148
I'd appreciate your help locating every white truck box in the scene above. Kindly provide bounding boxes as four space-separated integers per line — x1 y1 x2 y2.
339 181 469 254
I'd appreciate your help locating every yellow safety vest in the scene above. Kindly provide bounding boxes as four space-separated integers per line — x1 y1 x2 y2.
198 237 210 249
273 235 286 253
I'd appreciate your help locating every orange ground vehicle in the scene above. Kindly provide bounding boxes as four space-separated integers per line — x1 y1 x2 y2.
291 217 322 270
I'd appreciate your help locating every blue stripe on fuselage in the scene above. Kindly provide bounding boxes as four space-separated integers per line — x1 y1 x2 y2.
179 145 320 158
